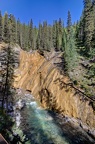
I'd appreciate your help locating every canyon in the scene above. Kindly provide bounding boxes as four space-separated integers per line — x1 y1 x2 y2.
0 43 95 138
12 45 95 131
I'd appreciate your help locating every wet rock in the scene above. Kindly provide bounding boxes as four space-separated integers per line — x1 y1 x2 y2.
15 99 25 110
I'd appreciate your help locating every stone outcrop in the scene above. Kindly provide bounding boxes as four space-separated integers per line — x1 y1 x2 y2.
13 48 95 130
0 43 95 131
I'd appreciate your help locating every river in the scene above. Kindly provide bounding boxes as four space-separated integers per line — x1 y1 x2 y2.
13 92 94 144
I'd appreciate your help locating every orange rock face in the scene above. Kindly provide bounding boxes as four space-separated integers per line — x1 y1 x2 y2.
13 49 95 129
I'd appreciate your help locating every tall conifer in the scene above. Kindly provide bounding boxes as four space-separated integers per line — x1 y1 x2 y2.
3 13 10 43
9 14 16 43
83 0 94 55
28 19 33 49
67 11 72 34
0 11 2 42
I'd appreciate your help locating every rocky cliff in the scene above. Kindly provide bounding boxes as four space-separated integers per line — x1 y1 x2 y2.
13 48 95 131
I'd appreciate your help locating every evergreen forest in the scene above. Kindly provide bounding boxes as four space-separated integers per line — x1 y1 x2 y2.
0 0 95 98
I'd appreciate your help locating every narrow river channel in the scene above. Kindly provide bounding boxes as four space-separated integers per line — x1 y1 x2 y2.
18 93 95 144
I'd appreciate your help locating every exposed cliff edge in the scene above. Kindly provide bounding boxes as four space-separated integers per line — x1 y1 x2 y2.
13 48 95 131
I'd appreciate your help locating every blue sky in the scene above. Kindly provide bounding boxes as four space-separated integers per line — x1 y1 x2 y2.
0 0 83 26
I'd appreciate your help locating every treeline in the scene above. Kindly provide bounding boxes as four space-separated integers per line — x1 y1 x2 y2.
0 10 79 76
0 0 95 78
0 11 64 51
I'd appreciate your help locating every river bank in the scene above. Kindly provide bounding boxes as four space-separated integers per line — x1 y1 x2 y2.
11 89 95 144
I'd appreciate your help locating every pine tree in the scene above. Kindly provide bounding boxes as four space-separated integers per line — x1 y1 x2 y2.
52 20 57 50
64 12 78 73
1 45 18 110
62 28 67 52
55 21 60 51
28 19 33 49
58 18 63 51
83 0 94 55
0 11 2 42
91 20 95 55
36 23 43 50
43 21 48 50
67 11 72 34
33 26 37 50
76 14 85 48
3 13 10 43
21 23 26 49
9 14 16 43
65 27 78 73
48 25 53 51
16 19 21 46
24 25 30 50
58 18 63 35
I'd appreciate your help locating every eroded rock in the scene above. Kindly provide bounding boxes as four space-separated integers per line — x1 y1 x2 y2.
13 49 95 132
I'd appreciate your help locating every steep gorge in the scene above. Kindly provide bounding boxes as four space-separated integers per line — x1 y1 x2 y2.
13 48 95 131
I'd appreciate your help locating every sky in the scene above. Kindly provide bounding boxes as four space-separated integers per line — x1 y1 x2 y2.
0 0 83 26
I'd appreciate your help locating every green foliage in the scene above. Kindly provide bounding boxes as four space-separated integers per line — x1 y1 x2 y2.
0 109 14 140
91 20 95 52
0 11 2 42
65 27 78 73
16 19 21 46
28 19 33 49
62 28 67 52
0 44 18 110
9 14 16 43
83 0 94 54
67 11 72 33
3 13 10 43
64 12 78 75
36 23 43 50
0 6 95 98
76 0 95 57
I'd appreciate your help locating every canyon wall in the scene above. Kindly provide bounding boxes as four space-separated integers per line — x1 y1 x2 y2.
13 48 95 129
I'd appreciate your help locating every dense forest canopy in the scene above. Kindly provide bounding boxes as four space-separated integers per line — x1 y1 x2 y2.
0 1 94 54
0 0 95 98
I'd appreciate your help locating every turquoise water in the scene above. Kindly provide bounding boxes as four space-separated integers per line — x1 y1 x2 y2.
20 97 95 144
21 101 69 144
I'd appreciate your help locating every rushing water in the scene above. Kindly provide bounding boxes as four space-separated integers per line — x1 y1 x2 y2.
19 94 95 144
